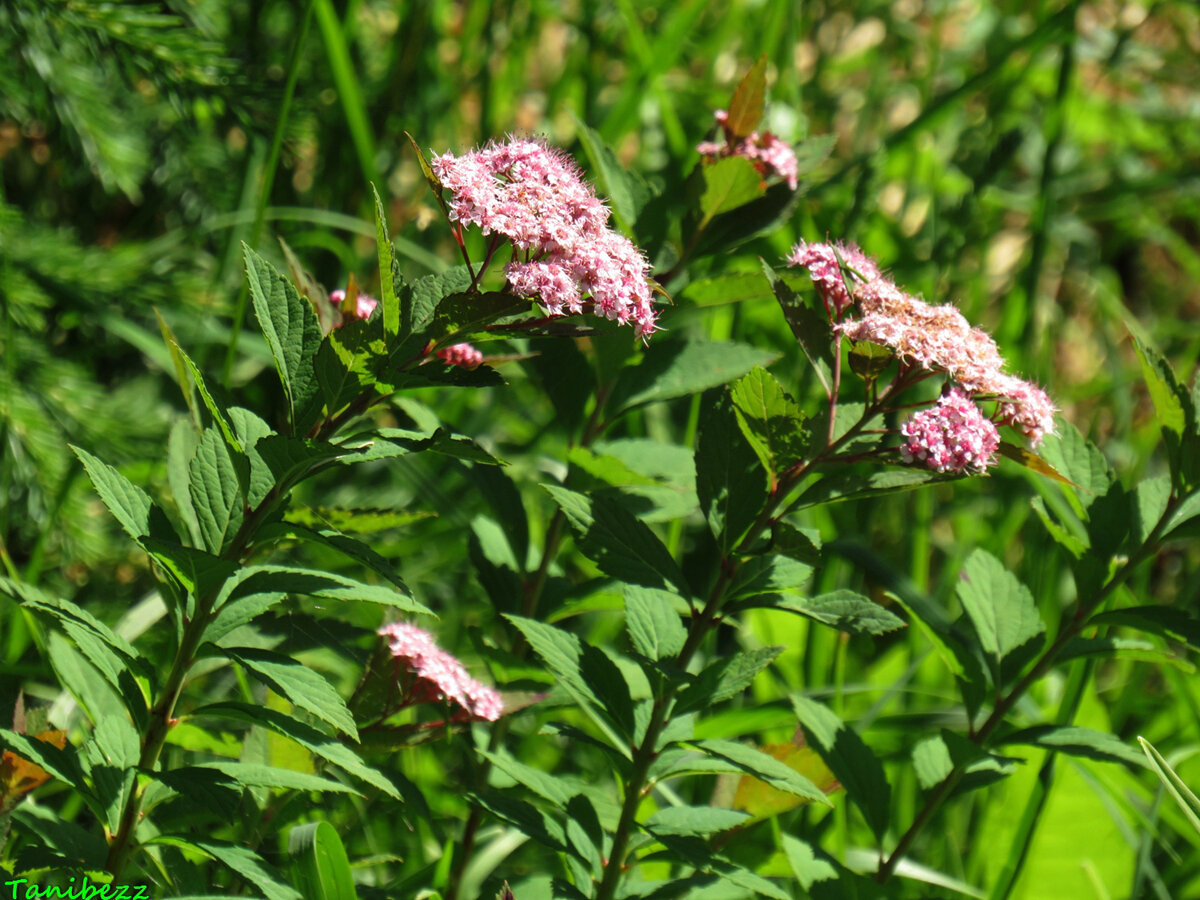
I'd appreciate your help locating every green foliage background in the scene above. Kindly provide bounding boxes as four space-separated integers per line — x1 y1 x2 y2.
2 1 1198 898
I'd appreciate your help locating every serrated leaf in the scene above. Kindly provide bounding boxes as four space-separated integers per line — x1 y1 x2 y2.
572 114 652 234
624 585 687 661
190 762 361 795
725 56 767 139
729 367 811 486
192 703 398 799
795 465 953 508
543 485 688 595
1131 332 1187 437
372 183 401 339
728 743 840 821
1090 605 1200 650
430 290 529 342
506 614 635 742
677 646 782 713
244 245 323 434
999 726 1145 769
214 565 430 616
646 805 750 836
695 390 769 552
189 427 245 555
71 445 167 544
956 549 1045 668
1132 474 1172 546
792 695 890 839
1036 422 1114 510
288 821 358 900
85 714 139 833
761 260 832 395
735 590 906 636
401 266 472 340
0 729 88 796
221 647 358 741
152 837 302 900
692 739 830 805
168 419 203 546
911 730 1018 793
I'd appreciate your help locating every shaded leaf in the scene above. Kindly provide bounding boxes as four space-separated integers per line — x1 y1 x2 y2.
608 340 778 415
625 585 687 661
221 647 358 741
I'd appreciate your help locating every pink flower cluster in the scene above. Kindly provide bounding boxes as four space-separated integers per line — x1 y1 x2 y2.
330 289 379 323
430 138 659 338
697 110 799 190
787 240 1057 457
901 388 1000 473
379 622 503 722
437 342 484 369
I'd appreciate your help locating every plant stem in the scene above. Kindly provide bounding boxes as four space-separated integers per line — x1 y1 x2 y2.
875 494 1179 883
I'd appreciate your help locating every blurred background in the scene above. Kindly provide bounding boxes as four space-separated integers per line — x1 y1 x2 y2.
2 1 1199 895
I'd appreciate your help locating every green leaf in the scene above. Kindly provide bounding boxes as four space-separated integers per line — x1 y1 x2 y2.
261 522 411 592
1036 422 1114 511
608 340 779 416
761 260 833 395
71 445 168 544
244 244 323 434
1058 636 1193 670
429 290 529 342
792 134 838 179
690 183 800 259
192 702 399 799
735 590 906 636
795 466 953 508
572 114 652 234
999 726 1146 769
214 565 431 616
792 695 890 839
221 647 358 741
955 549 1045 669
912 731 1018 794
289 821 359 900
405 131 447 215
681 272 773 309
372 183 401 339
401 266 472 340
85 714 139 833
696 157 765 228
506 614 635 742
729 554 813 599
151 836 302 900
1139 736 1200 834
0 728 89 796
189 426 245 555
1089 605 1200 650
691 739 831 806
190 762 361 795
1131 474 1172 546
624 585 687 661
168 419 203 546
677 646 782 713
543 485 688 595
645 806 750 836
1131 332 1187 438
695 390 769 553
477 749 576 810
781 835 840 892
725 55 767 138
996 442 1074 486
847 341 893 381
729 367 811 486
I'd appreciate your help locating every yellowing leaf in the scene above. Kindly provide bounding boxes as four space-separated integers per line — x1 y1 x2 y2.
731 742 840 820
0 729 68 800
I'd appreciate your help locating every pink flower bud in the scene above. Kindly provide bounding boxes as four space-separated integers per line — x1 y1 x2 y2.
901 388 1000 474
330 288 379 324
378 623 503 722
437 342 484 370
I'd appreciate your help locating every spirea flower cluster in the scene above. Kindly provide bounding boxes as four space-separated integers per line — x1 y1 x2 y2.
901 388 1001 473
379 622 503 722
431 138 659 338
330 288 379 323
787 240 1057 473
697 110 800 191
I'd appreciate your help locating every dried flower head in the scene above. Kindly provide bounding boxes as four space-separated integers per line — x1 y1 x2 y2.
378 623 503 722
787 240 1057 447
901 388 1000 473
431 137 659 338
697 110 800 190
330 289 379 323
437 342 484 370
